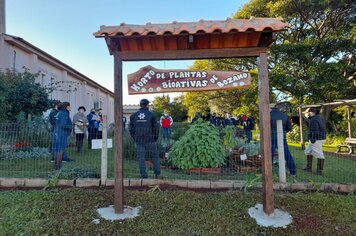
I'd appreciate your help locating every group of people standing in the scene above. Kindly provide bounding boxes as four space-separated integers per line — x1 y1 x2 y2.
49 101 104 169
205 112 255 142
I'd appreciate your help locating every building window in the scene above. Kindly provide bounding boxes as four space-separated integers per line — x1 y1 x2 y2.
41 73 46 86
94 101 103 109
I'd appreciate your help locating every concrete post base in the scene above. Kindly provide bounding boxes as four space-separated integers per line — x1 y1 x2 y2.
248 203 292 228
96 205 141 221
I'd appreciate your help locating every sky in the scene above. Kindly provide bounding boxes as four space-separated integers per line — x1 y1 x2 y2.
6 0 247 104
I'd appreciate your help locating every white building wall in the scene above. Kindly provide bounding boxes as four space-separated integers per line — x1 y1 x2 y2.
0 35 115 123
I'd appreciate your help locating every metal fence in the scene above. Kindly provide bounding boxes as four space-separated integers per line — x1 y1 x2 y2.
0 122 355 185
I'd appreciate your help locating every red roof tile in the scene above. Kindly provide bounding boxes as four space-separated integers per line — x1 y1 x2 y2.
94 17 287 37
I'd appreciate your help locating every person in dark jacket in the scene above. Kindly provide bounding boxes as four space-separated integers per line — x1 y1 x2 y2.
225 114 236 126
49 102 62 132
49 102 62 161
129 99 160 178
86 108 101 149
241 114 254 142
54 102 72 170
209 113 218 126
191 112 201 123
270 105 296 176
49 102 69 162
303 107 327 175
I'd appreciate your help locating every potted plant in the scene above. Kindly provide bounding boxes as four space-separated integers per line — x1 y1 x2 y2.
229 137 261 173
169 119 225 174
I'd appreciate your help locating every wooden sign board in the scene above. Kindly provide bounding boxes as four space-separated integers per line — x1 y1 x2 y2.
128 66 251 94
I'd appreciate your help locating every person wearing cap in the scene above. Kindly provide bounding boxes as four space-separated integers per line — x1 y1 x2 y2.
86 108 101 149
73 106 88 153
129 99 160 178
54 102 72 169
304 107 327 175
270 104 296 176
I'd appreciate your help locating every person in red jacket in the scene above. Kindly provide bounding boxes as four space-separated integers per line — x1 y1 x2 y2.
160 112 173 154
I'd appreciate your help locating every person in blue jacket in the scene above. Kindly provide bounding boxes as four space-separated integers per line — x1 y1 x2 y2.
49 102 69 162
270 105 296 176
129 99 160 179
86 108 101 149
54 102 72 170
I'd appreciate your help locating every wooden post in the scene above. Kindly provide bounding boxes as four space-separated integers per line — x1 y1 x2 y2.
277 120 286 183
113 50 124 213
347 106 353 139
258 52 274 215
298 107 305 150
101 115 108 185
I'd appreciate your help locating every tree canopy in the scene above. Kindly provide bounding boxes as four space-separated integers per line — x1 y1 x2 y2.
236 0 355 103
152 94 188 122
182 0 355 123
0 70 53 122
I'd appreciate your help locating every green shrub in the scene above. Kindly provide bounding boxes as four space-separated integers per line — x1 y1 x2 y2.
0 147 50 159
287 124 301 143
170 122 190 141
53 165 100 179
123 130 136 159
169 119 225 169
222 126 238 151
324 134 347 146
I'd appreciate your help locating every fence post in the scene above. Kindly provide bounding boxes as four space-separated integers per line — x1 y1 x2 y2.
277 120 286 183
101 115 108 185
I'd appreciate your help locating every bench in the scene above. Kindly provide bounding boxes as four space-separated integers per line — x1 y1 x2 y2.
336 138 356 155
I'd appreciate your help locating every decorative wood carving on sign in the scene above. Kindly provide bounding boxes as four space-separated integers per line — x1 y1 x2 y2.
127 66 251 94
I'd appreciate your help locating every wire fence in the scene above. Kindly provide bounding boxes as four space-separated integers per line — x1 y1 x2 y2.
0 122 355 185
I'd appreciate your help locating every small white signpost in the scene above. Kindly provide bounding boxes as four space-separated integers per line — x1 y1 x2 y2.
91 116 112 185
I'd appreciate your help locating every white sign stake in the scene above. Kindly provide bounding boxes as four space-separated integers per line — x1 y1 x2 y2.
277 120 286 183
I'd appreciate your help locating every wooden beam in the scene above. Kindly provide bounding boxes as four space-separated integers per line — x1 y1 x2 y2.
298 107 305 149
113 50 124 213
119 47 268 61
347 106 353 138
257 52 274 215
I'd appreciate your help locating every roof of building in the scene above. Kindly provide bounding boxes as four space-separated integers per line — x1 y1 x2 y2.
2 33 114 96
94 17 287 56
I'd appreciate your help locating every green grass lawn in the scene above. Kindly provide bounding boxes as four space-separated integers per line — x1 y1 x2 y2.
0 188 355 235
1 139 355 184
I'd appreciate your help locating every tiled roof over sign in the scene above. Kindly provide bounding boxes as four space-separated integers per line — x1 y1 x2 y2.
94 17 287 37
94 17 287 54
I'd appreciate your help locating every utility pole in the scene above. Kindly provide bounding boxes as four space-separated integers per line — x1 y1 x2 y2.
0 0 5 34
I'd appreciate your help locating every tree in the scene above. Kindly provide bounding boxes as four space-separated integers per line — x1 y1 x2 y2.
0 70 53 121
235 0 355 104
152 94 188 122
183 60 267 122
